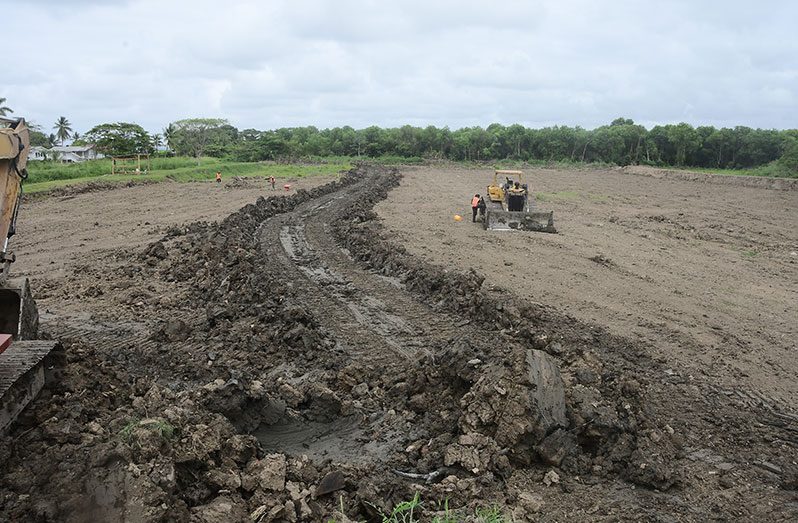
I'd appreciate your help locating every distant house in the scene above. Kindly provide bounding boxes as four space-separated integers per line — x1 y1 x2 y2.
29 144 104 163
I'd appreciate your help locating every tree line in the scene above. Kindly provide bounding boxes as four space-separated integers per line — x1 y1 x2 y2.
158 118 798 173
11 106 798 174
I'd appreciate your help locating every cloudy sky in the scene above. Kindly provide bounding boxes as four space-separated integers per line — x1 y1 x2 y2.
3 0 796 134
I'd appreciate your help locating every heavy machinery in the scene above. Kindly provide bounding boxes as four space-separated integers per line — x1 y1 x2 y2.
482 169 556 232
0 117 62 432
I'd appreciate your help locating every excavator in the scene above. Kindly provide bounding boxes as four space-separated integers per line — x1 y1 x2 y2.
482 169 556 232
0 117 62 432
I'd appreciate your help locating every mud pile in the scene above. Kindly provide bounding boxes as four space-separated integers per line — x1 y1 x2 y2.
331 168 681 488
1 165 686 522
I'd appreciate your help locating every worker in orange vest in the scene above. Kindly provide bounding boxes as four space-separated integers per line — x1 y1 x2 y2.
471 194 481 222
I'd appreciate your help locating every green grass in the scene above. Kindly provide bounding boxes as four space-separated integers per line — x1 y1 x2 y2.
330 494 510 523
119 418 176 443
24 157 351 194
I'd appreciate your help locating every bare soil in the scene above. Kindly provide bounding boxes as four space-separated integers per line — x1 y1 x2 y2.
16 176 332 283
0 166 795 522
378 165 798 407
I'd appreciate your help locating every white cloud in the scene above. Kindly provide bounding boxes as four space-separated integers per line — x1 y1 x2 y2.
2 0 796 133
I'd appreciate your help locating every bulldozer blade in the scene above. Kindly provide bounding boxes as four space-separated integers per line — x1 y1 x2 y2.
485 209 556 233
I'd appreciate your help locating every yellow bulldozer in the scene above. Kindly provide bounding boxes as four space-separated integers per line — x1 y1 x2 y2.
0 117 62 432
482 169 556 232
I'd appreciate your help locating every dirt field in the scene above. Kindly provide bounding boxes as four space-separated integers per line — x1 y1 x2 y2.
378 166 798 407
0 166 795 522
15 176 333 283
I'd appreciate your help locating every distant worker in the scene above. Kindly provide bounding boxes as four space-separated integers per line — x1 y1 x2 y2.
269 175 276 191
477 196 486 221
215 171 222 184
471 193 481 222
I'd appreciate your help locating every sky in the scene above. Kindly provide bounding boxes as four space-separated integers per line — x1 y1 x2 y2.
2 0 797 134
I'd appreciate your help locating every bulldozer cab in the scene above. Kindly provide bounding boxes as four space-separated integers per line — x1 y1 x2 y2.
489 170 527 203
488 170 525 203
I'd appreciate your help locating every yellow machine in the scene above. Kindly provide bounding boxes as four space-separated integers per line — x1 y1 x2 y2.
0 117 62 432
482 169 556 232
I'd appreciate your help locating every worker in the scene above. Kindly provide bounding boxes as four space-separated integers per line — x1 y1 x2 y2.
477 195 486 221
471 193 481 222
215 171 222 184
269 175 276 190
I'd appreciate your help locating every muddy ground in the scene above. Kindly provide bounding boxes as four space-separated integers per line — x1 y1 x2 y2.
0 165 795 522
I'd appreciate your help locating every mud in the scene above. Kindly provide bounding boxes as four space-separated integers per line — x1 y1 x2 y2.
0 165 795 521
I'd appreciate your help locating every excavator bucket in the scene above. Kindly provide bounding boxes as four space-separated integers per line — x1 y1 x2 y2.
485 208 556 232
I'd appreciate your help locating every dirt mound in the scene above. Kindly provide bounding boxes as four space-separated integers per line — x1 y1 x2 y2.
621 165 798 190
24 178 159 201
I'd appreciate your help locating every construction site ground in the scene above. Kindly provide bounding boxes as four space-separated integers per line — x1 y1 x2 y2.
378 165 798 408
0 165 795 522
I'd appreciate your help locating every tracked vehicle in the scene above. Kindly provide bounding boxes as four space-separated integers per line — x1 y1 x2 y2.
0 117 63 432
483 169 556 232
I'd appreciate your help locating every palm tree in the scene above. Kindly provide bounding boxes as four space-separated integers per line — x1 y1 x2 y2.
47 133 58 147
0 97 12 117
73 131 81 141
162 124 175 151
151 133 163 151
53 116 73 145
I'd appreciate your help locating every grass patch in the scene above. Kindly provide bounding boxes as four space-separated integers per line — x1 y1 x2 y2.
330 494 510 523
118 418 176 443
742 249 759 258
119 419 140 443
24 158 351 194
587 192 610 202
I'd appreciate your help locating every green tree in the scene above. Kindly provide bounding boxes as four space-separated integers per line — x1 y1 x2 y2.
168 118 231 162
84 122 152 156
666 123 701 166
778 140 798 174
151 133 163 151
0 97 12 116
53 116 73 145
162 124 176 151
29 130 49 147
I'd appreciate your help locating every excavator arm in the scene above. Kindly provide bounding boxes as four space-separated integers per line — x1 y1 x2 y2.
0 117 29 281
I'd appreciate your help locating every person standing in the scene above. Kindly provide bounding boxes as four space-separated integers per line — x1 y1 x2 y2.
477 195 486 221
269 175 276 190
215 171 222 184
471 193 481 222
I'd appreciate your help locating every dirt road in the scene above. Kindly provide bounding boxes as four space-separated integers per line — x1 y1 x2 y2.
0 167 795 521
378 166 798 407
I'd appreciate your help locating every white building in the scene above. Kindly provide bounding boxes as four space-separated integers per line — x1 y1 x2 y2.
29 144 104 163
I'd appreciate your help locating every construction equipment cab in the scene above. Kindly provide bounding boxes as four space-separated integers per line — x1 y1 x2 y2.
0 117 62 433
483 169 556 232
